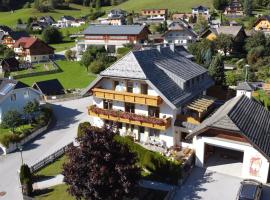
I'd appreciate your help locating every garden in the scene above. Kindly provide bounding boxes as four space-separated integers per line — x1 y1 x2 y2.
0 101 52 148
27 123 182 200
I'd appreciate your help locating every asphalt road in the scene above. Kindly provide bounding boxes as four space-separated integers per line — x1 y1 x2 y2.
0 97 92 200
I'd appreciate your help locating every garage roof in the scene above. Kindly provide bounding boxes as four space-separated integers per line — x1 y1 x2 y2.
187 95 270 159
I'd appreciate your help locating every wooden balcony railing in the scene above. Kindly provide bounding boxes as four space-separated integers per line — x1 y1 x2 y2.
92 88 163 106
88 105 171 131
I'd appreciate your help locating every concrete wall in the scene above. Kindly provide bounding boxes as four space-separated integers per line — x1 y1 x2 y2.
194 136 270 183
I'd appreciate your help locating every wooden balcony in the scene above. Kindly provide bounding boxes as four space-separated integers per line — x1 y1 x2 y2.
92 88 162 106
88 106 171 131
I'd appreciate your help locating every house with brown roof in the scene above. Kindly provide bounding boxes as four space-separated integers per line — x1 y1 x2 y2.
141 9 168 21
2 31 29 48
13 37 54 63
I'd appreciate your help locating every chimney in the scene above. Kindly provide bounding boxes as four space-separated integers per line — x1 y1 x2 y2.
169 43 175 52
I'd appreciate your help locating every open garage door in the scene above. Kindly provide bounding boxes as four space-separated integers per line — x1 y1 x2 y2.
204 144 244 178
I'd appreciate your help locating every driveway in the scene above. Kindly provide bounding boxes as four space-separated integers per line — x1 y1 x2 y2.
0 97 92 200
173 167 270 200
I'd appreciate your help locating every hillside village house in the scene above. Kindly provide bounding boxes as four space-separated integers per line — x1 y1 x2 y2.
76 25 150 54
99 16 126 26
224 0 243 16
254 16 270 34
192 6 210 19
141 9 168 21
164 21 198 46
200 26 246 52
108 9 127 18
187 93 270 184
0 78 41 123
82 45 214 148
14 37 54 63
1 31 29 48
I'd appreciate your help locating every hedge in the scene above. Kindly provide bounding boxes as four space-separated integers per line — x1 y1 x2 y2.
114 135 182 185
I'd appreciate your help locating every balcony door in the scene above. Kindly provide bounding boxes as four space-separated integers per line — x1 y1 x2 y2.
141 83 148 95
148 106 160 118
103 100 113 110
125 103 135 113
126 81 133 93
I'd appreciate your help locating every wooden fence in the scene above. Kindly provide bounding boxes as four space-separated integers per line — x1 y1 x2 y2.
30 142 73 173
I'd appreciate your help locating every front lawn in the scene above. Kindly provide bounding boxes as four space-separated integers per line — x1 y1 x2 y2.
34 184 168 200
35 184 74 200
35 155 67 178
50 41 75 52
18 60 96 89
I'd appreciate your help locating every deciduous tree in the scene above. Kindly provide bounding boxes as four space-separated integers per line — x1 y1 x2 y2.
63 127 140 200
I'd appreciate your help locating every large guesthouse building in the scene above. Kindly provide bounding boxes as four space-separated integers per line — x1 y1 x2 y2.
82 45 214 147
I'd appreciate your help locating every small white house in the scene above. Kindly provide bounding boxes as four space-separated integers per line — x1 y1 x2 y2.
0 78 41 123
236 82 254 99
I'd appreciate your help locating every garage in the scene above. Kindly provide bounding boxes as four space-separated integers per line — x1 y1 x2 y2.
204 144 244 177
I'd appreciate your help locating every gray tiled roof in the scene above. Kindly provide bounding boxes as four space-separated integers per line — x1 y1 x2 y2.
188 95 270 158
83 25 147 35
236 82 254 91
100 47 213 108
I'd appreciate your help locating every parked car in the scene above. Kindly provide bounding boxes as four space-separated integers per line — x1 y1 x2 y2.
236 179 263 200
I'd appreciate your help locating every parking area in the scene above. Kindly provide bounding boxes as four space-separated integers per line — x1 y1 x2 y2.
173 167 270 200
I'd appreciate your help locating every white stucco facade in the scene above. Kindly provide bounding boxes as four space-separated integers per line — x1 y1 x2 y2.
90 77 178 148
0 87 41 122
194 136 270 183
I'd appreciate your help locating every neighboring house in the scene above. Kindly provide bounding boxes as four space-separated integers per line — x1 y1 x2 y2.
55 15 76 28
254 16 270 34
39 16 56 25
192 6 209 18
99 16 126 26
30 21 48 31
172 13 192 22
200 26 246 52
0 78 41 123
187 94 270 184
236 82 255 99
224 0 243 16
82 45 214 148
2 31 29 48
108 9 127 18
0 57 19 74
76 25 150 54
0 25 12 35
32 79 65 100
141 9 168 21
164 21 197 46
14 37 54 63
71 19 86 27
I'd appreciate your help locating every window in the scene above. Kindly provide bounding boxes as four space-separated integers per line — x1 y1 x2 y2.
148 106 160 118
126 81 133 93
103 100 113 110
141 83 148 95
116 122 122 129
125 103 135 113
11 94 16 101
113 80 119 90
24 90 29 98
126 124 134 131
149 129 160 137
139 126 145 133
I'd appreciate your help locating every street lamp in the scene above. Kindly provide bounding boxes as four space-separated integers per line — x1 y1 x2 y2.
244 64 250 82
17 144 24 165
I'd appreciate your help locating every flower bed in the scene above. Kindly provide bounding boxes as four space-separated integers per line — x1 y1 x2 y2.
89 105 168 126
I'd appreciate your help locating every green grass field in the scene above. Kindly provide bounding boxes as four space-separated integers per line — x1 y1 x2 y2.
35 184 74 200
18 60 96 89
0 4 90 27
104 0 213 13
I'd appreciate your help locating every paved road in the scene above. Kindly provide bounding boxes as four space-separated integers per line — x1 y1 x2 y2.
0 97 92 200
173 167 270 200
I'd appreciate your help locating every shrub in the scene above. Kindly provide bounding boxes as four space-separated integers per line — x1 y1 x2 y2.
0 133 20 147
77 122 91 138
89 60 105 74
114 135 182 184
20 164 32 183
21 178 33 196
